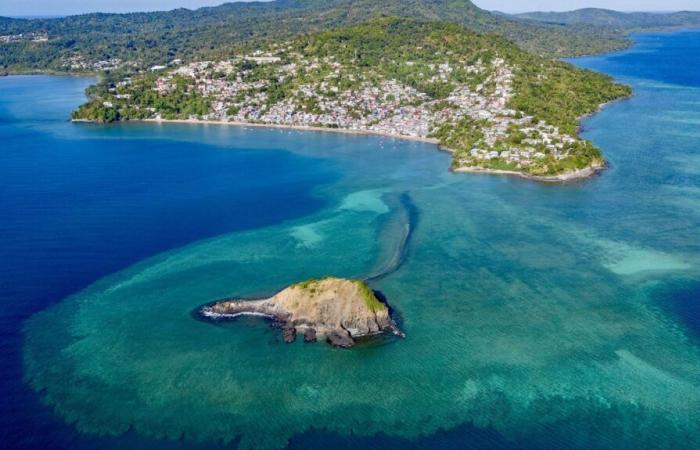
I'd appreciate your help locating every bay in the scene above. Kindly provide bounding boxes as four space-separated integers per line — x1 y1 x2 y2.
2 30 700 450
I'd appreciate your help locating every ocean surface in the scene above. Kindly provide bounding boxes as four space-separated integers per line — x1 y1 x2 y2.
1 30 699 450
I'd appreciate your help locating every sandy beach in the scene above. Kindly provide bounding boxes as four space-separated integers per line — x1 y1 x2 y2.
140 117 442 145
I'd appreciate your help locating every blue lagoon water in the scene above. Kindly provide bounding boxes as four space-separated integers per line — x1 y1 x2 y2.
2 31 700 450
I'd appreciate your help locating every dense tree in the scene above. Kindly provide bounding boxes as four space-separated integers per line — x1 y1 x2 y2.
0 0 641 74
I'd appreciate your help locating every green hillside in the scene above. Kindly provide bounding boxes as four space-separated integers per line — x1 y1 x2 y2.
0 0 628 74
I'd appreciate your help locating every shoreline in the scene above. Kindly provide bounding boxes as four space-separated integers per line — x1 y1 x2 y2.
2 69 99 78
576 95 632 134
453 163 606 183
141 118 442 145
74 117 606 183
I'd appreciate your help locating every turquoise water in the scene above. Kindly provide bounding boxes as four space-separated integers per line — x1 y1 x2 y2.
9 31 700 449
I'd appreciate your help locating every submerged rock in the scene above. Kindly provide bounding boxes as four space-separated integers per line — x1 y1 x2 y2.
303 328 317 343
201 277 403 347
282 325 297 343
326 329 354 348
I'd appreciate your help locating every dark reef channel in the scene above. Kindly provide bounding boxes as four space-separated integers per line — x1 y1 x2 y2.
365 192 418 282
653 279 700 343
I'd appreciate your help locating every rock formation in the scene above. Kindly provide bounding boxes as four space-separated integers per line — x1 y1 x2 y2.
201 277 403 348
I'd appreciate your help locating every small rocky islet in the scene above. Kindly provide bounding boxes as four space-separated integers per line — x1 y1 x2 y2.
200 277 404 348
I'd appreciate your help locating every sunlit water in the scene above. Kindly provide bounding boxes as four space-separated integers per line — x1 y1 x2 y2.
3 31 700 450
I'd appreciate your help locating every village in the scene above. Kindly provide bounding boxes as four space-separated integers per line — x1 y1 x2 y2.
148 51 580 170
104 47 584 172
0 32 48 44
60 55 139 72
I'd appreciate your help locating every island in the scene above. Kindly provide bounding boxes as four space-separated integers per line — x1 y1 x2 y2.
200 277 404 348
71 18 631 181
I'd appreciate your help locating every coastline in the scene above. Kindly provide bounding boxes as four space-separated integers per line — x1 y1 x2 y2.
453 163 606 183
1 69 99 78
576 94 632 134
73 117 606 182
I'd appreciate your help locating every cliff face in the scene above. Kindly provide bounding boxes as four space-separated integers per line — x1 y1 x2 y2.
202 278 402 347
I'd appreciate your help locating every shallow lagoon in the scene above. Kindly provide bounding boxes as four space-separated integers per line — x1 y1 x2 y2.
6 31 700 450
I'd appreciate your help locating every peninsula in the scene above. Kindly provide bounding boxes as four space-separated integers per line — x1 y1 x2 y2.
200 277 403 348
71 18 631 180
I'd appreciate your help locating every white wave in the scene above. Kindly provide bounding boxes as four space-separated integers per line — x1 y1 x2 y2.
201 310 275 320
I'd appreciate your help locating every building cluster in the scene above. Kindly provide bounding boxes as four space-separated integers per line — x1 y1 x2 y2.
116 49 581 169
258 79 435 137
465 119 578 168
62 55 135 72
0 32 48 43
446 60 580 169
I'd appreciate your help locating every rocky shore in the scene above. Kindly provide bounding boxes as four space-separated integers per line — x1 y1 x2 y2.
201 277 404 348
453 161 606 183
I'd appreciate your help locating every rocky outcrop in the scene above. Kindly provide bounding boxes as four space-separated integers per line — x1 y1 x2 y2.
303 328 317 343
201 277 403 348
282 325 297 343
326 329 355 348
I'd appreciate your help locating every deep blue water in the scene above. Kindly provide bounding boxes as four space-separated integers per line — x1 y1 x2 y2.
579 30 700 87
0 76 334 449
572 29 700 341
2 30 700 450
